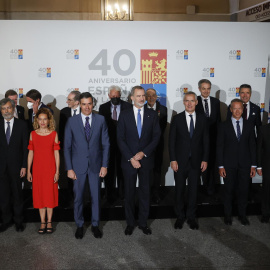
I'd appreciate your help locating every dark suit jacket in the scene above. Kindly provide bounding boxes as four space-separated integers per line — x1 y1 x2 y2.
216 119 256 169
64 113 110 174
227 101 262 131
0 105 25 121
144 101 167 135
59 106 80 148
117 107 161 170
28 103 54 131
257 124 270 170
0 118 28 175
169 112 209 170
99 100 132 145
196 96 220 162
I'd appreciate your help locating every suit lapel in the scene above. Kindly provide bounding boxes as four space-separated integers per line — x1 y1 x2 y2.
228 119 239 143
128 109 139 139
89 113 96 141
78 114 86 140
141 109 150 139
0 119 8 147
180 112 190 138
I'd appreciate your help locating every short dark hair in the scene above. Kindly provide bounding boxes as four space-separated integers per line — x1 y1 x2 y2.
5 89 17 98
198 79 212 88
80 92 93 101
26 89 42 101
70 90 81 102
130 86 145 96
239 84 252 94
231 98 243 107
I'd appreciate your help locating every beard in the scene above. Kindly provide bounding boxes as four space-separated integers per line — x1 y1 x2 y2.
2 112 14 120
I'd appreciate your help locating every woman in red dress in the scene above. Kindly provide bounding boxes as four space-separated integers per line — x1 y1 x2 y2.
27 108 60 234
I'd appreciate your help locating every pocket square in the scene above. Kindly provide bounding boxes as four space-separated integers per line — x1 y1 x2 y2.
252 112 255 115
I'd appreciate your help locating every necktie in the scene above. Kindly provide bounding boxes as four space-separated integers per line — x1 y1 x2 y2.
73 109 77 116
6 122 10 144
85 117 91 141
236 120 241 141
137 109 142 138
189 115 194 138
112 106 117 121
243 103 247 120
204 99 209 117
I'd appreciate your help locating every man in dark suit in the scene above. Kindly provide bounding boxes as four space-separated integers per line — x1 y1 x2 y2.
0 90 25 120
59 90 81 203
117 86 160 236
227 84 261 131
169 91 209 230
196 79 220 196
0 98 28 233
144 88 167 204
257 123 270 223
26 89 53 131
217 99 256 226
99 85 132 203
64 92 110 239
59 91 81 148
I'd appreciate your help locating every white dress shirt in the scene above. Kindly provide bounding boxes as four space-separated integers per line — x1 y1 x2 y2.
110 102 121 120
81 112 92 127
71 106 80 116
133 106 144 127
244 101 250 119
185 111 196 131
147 103 157 110
4 117 14 137
201 96 211 116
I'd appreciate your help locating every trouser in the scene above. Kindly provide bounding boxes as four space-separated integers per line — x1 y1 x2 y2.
123 167 151 227
73 168 100 227
223 167 250 217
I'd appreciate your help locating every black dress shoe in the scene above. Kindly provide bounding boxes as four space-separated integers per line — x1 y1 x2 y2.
239 216 250 226
224 216 232 225
91 226 102 238
174 218 185 229
15 223 25 232
138 226 152 235
261 216 270 223
0 222 12 233
75 227 84 239
187 219 199 230
124 225 134 236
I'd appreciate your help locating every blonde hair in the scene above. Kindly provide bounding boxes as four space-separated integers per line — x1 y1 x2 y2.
33 108 55 131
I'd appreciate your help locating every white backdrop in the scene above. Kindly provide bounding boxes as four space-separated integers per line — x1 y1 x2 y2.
0 21 269 185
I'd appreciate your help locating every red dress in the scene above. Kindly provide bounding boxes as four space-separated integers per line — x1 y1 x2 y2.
28 131 60 209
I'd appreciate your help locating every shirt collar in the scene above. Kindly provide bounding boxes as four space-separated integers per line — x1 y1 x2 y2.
4 117 15 124
133 105 144 112
231 116 243 123
185 111 196 117
147 102 156 110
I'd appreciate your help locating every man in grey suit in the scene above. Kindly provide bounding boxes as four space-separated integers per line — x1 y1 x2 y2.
64 92 110 239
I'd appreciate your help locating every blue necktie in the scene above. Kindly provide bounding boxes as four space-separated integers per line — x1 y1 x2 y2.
6 122 10 144
189 114 194 138
137 109 142 138
236 120 241 141
73 109 77 116
85 117 91 141
204 99 209 118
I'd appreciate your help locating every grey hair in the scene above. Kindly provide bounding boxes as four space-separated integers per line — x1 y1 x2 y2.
69 90 81 102
0 98 15 110
109 85 121 95
130 85 145 96
184 91 197 100
231 98 243 107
